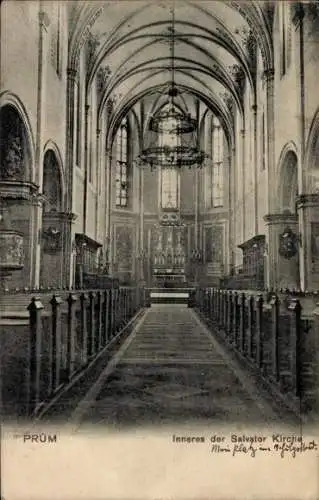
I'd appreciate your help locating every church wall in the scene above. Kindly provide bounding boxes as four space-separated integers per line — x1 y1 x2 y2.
1 1 39 153
272 5 299 194
40 4 68 175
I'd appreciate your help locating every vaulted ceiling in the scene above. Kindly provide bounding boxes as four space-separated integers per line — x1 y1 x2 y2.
68 1 274 140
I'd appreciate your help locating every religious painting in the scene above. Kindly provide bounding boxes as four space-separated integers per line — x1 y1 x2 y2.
114 225 133 271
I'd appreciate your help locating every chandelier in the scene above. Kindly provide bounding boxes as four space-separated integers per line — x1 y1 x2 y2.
149 85 197 135
135 8 206 170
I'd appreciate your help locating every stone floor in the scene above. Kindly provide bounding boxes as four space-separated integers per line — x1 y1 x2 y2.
69 305 299 431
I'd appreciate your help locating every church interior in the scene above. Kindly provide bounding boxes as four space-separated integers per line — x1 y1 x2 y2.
1 1 319 429
1 1 319 293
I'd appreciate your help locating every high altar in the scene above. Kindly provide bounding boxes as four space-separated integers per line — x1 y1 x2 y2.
152 212 186 284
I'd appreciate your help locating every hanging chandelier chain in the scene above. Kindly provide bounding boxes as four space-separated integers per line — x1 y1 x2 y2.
134 1 207 170
170 4 175 104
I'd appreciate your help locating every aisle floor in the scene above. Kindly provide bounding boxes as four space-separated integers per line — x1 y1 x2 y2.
68 305 299 431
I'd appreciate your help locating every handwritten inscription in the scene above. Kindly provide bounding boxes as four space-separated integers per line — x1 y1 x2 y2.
171 434 318 458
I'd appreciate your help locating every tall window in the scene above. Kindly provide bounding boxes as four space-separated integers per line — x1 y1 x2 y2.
161 167 178 209
159 105 180 210
211 117 223 207
115 118 128 207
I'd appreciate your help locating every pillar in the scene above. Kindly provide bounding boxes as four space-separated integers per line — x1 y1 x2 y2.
293 4 308 290
95 128 101 241
252 103 258 235
64 66 78 287
83 103 90 234
32 8 50 288
104 149 112 272
139 166 145 283
263 67 276 289
240 129 246 243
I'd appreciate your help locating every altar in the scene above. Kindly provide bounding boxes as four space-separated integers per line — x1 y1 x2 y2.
152 214 186 285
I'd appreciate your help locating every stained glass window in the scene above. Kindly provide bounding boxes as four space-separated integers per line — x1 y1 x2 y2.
158 105 180 209
211 117 223 207
115 118 128 207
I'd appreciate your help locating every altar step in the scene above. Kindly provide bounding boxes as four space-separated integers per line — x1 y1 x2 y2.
146 287 195 305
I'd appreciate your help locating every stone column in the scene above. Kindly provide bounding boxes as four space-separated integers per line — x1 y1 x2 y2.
194 168 199 248
263 67 276 289
264 68 276 213
95 128 101 241
32 193 45 288
32 9 50 288
227 151 233 274
292 3 306 190
293 5 307 290
83 104 90 234
264 213 299 290
139 166 145 282
64 66 77 287
230 147 236 270
240 129 246 243
252 104 258 235
104 149 112 272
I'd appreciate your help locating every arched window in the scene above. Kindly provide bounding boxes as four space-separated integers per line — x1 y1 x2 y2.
43 150 62 212
115 117 128 207
211 117 224 208
158 105 180 210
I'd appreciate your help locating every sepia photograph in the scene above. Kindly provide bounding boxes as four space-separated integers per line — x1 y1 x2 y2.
0 0 318 498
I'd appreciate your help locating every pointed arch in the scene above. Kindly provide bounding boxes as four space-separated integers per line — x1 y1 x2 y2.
0 91 35 182
277 142 299 213
43 140 66 211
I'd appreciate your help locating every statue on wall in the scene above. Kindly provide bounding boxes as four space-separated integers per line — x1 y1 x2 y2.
1 134 24 180
115 226 133 271
42 226 62 253
278 227 298 259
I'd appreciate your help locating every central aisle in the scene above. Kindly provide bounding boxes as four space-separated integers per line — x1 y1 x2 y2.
71 305 288 429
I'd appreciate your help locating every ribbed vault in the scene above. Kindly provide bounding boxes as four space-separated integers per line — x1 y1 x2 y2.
68 1 273 145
